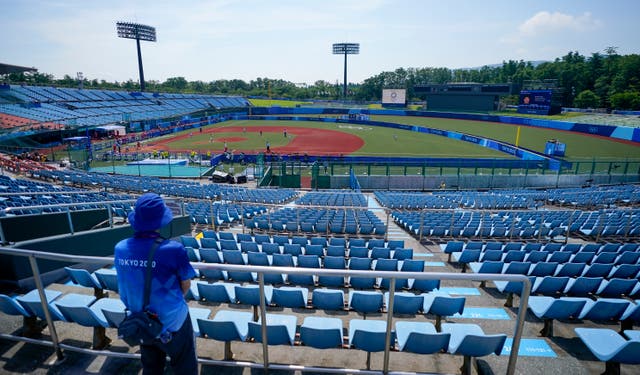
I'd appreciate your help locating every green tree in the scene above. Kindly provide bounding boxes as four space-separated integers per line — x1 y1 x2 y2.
574 90 600 108
610 91 640 110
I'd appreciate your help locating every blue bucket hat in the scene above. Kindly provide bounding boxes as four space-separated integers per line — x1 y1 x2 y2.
128 193 173 232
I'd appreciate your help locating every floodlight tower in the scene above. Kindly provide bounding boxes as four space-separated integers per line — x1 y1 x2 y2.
332 43 359 99
116 21 156 92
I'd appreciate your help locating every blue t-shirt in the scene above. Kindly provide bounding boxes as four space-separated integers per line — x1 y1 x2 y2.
114 235 196 333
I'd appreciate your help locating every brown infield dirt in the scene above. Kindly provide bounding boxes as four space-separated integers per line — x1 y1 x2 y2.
145 125 365 155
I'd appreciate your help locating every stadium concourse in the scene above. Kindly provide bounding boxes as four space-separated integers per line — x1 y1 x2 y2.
0 167 639 374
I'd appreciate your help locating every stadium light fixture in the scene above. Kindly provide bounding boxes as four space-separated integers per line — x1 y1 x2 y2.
116 22 157 92
332 43 359 99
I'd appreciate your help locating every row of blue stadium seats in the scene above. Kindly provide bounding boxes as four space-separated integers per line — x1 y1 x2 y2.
187 232 404 249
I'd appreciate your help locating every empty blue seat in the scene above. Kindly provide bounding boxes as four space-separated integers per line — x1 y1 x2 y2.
423 293 466 331
395 321 450 354
596 278 638 298
349 319 394 369
271 287 308 308
234 284 273 306
575 328 640 374
392 248 413 260
469 261 504 274
610 264 640 279
310 237 327 247
16 289 74 321
248 313 297 345
502 250 526 263
326 245 345 257
384 292 423 315
349 238 366 248
570 297 631 322
368 239 385 250
220 239 239 251
261 242 280 255
528 296 587 336
531 276 569 296
283 243 302 256
349 290 383 315
64 267 104 294
376 258 399 290
441 323 507 374
312 289 345 310
197 310 252 360
319 256 346 287
199 248 222 263
563 277 603 296
240 241 259 253
288 255 318 286
197 281 238 303
300 316 343 349
304 244 324 256
528 262 559 277
554 262 586 278
371 247 391 260
349 257 374 289
480 250 503 262
181 235 200 249
218 232 235 241
452 249 481 272
200 238 220 251
349 246 369 258
411 278 441 293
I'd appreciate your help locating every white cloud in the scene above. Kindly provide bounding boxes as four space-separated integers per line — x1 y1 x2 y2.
518 11 601 36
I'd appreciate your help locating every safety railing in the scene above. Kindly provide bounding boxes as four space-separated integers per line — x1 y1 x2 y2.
0 246 531 375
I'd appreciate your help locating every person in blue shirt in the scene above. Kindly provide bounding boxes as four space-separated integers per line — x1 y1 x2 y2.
115 193 198 374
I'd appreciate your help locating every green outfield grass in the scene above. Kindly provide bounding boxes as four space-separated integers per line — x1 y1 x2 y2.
370 115 640 160
163 120 512 158
248 99 313 107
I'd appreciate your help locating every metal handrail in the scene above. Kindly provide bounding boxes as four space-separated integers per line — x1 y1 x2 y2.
0 246 530 375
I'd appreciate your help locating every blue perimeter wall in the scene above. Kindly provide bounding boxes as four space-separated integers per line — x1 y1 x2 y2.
250 107 640 144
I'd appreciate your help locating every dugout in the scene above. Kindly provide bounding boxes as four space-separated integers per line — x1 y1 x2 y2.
414 83 514 112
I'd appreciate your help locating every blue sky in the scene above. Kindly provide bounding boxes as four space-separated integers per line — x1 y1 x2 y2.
2 0 639 84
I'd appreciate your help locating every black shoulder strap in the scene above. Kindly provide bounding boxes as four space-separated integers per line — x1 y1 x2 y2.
142 238 163 310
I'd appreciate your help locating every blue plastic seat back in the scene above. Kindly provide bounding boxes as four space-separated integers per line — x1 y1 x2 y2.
218 232 235 241
220 239 238 251
555 262 585 278
254 234 270 244
200 248 222 263
272 253 294 267
326 245 345 257
198 319 241 341
455 334 507 357
349 319 391 352
181 236 200 249
565 277 603 296
198 282 232 303
262 242 280 255
368 239 385 250
248 252 269 266
481 250 503 262
222 250 245 265
349 291 383 313
272 287 308 308
300 316 343 349
427 296 466 316
64 267 102 290
443 240 466 253
238 241 258 253
312 289 345 310
200 238 219 250
371 247 391 260
283 243 302 256
412 279 440 292
349 247 369 258
304 244 324 256
396 321 450 354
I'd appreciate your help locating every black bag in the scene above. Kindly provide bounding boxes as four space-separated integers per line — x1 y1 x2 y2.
118 238 164 346
118 310 163 346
